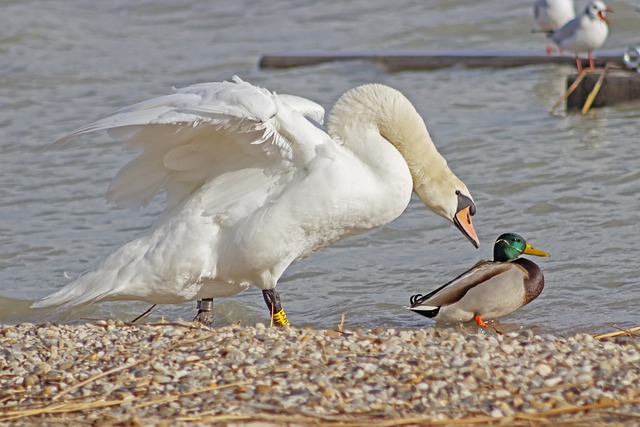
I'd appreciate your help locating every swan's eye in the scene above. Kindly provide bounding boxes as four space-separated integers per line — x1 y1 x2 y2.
455 190 461 195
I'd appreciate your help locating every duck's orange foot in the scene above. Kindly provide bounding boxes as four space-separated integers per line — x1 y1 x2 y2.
474 315 489 328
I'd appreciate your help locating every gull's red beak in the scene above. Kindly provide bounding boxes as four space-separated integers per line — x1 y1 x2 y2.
598 8 612 23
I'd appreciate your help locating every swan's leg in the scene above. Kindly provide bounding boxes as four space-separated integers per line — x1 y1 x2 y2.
131 304 156 323
262 289 290 326
193 298 214 326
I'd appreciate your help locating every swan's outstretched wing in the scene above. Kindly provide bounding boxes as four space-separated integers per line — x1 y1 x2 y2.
52 76 328 214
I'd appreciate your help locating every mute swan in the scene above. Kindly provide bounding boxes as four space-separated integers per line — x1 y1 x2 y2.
409 233 548 327
32 76 479 325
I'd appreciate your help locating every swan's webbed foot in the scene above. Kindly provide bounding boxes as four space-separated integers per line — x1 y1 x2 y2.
262 289 289 327
193 298 214 326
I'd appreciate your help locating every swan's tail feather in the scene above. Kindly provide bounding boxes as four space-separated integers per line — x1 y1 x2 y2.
31 271 116 309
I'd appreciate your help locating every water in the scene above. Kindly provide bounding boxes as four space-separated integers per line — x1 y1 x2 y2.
1 0 639 334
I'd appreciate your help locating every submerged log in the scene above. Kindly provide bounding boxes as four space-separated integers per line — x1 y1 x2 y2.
566 70 640 111
259 49 625 71
259 49 640 110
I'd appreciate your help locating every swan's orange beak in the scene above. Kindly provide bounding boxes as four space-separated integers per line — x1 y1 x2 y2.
454 205 479 248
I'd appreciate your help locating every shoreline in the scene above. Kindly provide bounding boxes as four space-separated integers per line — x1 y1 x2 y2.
1 321 639 426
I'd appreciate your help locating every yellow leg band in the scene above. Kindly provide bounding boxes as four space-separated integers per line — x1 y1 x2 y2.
272 308 290 327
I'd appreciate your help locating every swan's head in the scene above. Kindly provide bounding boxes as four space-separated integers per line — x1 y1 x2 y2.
328 83 480 248
414 172 479 249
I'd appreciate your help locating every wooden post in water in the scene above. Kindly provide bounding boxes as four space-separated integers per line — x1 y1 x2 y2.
566 70 640 111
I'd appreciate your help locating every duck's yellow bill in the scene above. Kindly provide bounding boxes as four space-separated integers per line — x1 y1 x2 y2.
524 243 550 257
454 206 480 248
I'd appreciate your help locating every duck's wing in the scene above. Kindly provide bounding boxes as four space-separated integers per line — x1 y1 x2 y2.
50 76 329 215
410 261 513 310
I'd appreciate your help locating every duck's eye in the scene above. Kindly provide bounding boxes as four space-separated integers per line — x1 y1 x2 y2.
455 190 461 195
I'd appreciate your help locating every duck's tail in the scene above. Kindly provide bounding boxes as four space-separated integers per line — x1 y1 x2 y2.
407 293 440 318
407 304 441 319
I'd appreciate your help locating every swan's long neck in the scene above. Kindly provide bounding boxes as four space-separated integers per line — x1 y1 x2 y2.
327 84 456 218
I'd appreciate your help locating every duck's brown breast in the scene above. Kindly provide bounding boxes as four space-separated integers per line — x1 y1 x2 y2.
514 258 544 304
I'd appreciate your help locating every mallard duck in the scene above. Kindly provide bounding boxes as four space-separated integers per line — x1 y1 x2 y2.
32 76 479 327
409 233 549 327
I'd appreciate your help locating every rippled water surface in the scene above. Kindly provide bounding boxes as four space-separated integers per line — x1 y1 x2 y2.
1 0 639 334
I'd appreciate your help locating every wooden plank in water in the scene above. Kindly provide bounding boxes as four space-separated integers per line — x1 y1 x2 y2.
566 70 640 111
259 50 625 71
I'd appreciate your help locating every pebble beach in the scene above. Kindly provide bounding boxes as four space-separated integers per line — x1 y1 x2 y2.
1 321 639 426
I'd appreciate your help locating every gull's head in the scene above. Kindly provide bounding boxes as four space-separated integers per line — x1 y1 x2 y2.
586 0 612 23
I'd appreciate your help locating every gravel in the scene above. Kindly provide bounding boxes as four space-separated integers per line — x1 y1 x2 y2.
0 320 638 426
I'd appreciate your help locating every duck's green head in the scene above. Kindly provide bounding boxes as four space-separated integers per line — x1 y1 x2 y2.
493 233 550 262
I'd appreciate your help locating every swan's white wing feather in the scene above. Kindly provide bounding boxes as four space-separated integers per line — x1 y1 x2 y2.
276 94 325 125
51 76 328 213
